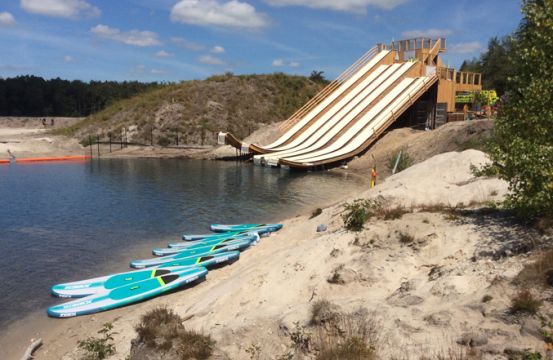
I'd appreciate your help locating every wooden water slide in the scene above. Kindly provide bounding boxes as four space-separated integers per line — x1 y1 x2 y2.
218 39 442 169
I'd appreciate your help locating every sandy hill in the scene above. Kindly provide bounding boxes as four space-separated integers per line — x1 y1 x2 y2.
56 74 325 147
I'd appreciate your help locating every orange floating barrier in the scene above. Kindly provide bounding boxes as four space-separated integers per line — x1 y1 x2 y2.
15 155 91 163
0 159 9 165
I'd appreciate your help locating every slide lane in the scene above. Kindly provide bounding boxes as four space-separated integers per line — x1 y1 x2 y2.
218 50 391 155
281 75 438 168
256 50 390 152
258 62 416 165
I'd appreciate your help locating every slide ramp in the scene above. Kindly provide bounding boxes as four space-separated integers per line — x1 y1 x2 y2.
256 62 417 166
219 48 391 154
218 44 439 170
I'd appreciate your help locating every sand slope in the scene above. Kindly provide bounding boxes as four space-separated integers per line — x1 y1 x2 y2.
4 150 550 360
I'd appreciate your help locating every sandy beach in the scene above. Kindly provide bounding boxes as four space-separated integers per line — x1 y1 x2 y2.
2 148 550 360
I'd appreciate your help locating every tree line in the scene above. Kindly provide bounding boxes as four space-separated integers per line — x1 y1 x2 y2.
0 76 160 117
459 37 514 96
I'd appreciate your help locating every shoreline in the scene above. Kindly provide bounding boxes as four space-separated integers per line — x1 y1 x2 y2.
0 172 367 360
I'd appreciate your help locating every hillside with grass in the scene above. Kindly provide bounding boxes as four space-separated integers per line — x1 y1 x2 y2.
57 73 325 146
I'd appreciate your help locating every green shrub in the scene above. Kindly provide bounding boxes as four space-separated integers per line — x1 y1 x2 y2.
388 148 413 174
478 0 553 219
342 199 380 232
78 322 116 360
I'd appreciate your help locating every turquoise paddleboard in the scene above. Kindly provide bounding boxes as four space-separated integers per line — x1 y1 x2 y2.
181 231 241 241
157 232 259 255
131 238 253 268
51 251 240 298
48 267 207 318
210 223 283 233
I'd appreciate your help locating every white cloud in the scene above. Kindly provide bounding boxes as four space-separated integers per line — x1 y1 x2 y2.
0 12 16 26
151 68 168 75
449 41 483 54
171 37 205 51
199 54 225 66
264 0 407 12
91 24 161 47
211 45 225 54
155 50 173 58
272 59 284 67
130 65 169 77
20 0 100 18
401 28 452 38
289 61 300 68
171 0 269 29
63 55 74 62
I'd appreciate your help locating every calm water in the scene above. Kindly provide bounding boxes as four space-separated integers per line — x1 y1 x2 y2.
0 159 364 328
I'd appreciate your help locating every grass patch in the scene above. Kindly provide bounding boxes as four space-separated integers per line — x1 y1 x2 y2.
380 204 410 220
78 322 116 360
342 199 379 232
317 336 376 360
510 290 542 315
314 306 379 360
342 199 412 231
515 249 553 288
310 208 323 219
310 300 340 326
387 148 413 174
134 307 214 359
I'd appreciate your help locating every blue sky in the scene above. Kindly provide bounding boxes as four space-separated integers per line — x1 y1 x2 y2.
0 0 522 82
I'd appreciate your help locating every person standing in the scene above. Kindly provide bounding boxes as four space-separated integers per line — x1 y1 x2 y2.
7 149 15 162
50 118 55 127
371 166 378 188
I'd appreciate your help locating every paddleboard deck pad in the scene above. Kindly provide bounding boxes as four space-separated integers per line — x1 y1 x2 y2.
210 223 283 234
47 267 207 318
131 239 252 268
51 251 240 298
159 233 259 255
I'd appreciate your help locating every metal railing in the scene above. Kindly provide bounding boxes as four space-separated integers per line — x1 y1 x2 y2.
279 45 380 133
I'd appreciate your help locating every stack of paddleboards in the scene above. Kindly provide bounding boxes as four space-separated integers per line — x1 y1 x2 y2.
48 223 282 318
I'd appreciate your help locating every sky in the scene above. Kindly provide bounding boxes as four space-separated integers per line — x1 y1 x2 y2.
0 0 523 82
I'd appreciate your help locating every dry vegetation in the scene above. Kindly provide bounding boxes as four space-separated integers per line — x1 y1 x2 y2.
515 249 553 288
130 307 214 360
54 73 324 146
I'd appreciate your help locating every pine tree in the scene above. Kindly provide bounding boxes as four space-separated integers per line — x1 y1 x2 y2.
488 0 553 218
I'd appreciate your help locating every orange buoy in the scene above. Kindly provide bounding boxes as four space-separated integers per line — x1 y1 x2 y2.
15 155 91 163
0 159 9 165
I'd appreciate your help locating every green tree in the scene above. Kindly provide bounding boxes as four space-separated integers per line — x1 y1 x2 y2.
487 0 553 219
460 37 514 95
309 71 328 84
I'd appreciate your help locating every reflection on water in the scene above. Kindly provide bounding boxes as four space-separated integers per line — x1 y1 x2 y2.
0 159 365 327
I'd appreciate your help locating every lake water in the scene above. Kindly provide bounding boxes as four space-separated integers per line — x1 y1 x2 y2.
0 159 365 329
